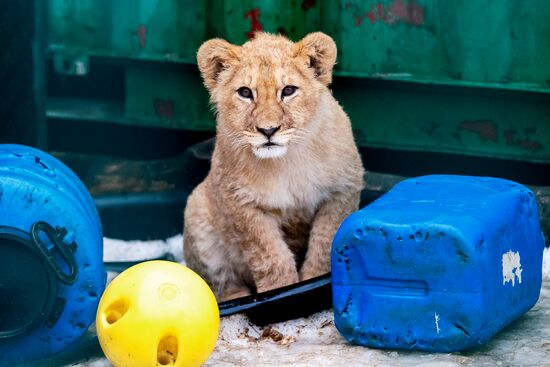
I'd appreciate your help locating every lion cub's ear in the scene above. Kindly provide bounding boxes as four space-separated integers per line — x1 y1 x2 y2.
197 39 240 91
295 32 337 86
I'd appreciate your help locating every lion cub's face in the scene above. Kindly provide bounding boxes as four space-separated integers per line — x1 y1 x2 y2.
197 32 337 159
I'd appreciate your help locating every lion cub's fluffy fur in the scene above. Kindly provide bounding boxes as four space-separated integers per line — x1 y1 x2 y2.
184 32 364 300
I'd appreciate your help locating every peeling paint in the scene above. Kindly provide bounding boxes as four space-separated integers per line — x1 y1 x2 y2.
387 0 424 26
154 99 175 119
134 24 146 49
377 3 384 19
364 0 424 26
434 312 441 334
504 130 543 151
458 120 498 142
502 250 523 286
245 8 263 39
365 9 377 24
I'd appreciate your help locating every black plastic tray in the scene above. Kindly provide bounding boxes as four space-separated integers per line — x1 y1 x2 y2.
92 137 384 324
219 273 332 325
104 254 333 325
96 189 382 324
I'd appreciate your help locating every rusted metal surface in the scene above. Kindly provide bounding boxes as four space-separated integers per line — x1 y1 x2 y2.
46 0 550 163
324 0 550 93
333 78 550 163
48 0 206 63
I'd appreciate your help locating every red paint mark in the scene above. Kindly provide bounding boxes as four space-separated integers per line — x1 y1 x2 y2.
245 8 263 39
459 121 498 142
365 6 377 24
301 0 316 11
377 3 385 18
361 0 424 26
387 0 424 25
519 140 543 150
135 24 147 48
154 99 174 119
504 130 543 151
354 14 363 26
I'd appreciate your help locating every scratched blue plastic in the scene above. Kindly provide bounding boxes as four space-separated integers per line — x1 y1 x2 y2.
0 145 105 365
332 175 545 352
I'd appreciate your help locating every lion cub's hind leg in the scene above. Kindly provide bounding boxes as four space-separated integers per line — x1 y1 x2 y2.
184 184 251 301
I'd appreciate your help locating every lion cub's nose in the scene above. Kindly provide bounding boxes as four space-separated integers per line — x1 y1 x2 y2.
256 126 281 139
257 126 280 138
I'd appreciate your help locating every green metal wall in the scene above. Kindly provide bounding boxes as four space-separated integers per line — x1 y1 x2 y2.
49 0 206 63
324 0 550 92
47 0 550 163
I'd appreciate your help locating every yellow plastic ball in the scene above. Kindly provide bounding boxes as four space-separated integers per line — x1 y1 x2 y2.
96 261 219 367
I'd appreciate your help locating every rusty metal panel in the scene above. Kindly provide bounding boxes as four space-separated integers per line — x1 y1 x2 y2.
46 0 550 163
333 78 550 163
125 66 214 131
323 0 550 92
48 0 550 93
207 0 321 44
48 0 206 63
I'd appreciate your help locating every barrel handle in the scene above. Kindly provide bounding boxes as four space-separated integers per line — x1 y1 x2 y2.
30 222 78 285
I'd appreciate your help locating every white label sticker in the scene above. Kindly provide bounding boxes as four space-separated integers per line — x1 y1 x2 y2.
502 250 523 286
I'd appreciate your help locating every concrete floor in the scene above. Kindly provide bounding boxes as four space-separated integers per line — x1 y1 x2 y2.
27 238 550 367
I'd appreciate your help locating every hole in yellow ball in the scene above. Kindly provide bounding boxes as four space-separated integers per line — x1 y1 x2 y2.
103 298 129 326
157 335 178 366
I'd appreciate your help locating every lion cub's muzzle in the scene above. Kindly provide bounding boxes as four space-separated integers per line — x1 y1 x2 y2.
246 125 295 159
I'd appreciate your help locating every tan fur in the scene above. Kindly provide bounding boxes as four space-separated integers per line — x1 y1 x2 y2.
184 32 365 301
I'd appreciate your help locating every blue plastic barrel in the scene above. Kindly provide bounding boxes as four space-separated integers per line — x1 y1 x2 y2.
0 144 105 365
332 175 545 352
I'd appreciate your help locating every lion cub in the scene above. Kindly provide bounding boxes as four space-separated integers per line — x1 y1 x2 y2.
184 32 364 301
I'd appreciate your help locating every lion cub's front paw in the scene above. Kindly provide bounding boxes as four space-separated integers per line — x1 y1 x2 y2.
221 288 252 302
300 259 330 282
256 267 299 293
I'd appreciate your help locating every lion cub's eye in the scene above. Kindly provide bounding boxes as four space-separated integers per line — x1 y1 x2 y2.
281 85 298 98
237 87 253 99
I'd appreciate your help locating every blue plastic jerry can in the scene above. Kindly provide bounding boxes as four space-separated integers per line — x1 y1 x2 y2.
332 175 545 352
